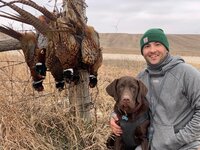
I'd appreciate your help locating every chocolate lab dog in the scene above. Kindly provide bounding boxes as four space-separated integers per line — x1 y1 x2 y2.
106 76 150 150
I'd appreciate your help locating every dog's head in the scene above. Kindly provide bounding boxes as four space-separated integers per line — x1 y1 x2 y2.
106 76 147 114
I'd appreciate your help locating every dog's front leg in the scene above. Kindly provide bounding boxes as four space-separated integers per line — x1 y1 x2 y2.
114 136 124 150
141 139 150 150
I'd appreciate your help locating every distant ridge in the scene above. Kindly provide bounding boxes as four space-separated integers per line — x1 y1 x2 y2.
99 33 200 56
1 32 200 56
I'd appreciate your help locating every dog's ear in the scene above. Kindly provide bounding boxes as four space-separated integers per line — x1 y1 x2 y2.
106 79 118 100
136 80 148 103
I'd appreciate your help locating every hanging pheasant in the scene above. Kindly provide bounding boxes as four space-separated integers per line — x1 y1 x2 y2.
0 0 102 89
0 25 65 91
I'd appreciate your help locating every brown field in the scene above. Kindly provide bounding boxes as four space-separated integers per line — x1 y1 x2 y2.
0 33 200 149
100 33 200 56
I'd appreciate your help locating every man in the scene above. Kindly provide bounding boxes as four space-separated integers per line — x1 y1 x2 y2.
109 28 200 150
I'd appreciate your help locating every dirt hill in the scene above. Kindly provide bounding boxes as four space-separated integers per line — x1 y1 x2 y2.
1 32 200 56
99 33 200 56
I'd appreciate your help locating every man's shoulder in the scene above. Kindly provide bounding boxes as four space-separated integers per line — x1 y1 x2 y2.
170 62 200 80
137 69 147 80
173 62 199 73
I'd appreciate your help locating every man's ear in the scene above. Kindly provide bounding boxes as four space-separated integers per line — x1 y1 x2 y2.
106 79 118 99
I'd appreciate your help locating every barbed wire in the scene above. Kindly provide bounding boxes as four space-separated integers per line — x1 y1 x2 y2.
0 59 99 113
0 61 25 70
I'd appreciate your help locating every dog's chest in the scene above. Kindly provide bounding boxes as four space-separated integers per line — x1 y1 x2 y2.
119 112 148 149
120 120 138 149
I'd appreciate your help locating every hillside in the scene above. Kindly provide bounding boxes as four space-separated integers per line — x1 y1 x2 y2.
1 32 200 56
99 33 200 56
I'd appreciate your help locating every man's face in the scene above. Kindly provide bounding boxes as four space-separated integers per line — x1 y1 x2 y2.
142 41 168 65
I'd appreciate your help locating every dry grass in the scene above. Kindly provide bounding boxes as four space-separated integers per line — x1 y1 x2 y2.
0 51 200 150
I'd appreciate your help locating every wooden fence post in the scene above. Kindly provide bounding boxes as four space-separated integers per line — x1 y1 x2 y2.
68 70 91 120
63 0 92 121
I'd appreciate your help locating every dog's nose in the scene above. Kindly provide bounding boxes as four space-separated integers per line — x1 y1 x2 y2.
122 95 131 103
123 98 130 102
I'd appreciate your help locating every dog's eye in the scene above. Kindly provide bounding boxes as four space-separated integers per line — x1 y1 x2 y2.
118 84 125 88
132 88 136 91
130 85 136 91
119 85 124 89
130 85 135 89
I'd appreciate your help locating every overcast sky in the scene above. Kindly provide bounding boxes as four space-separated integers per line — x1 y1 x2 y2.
86 0 200 34
1 0 200 34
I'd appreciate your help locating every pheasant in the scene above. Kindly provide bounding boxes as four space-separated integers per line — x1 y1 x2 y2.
0 0 102 89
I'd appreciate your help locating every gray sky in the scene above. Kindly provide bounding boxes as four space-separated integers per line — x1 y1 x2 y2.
1 0 200 34
86 0 200 34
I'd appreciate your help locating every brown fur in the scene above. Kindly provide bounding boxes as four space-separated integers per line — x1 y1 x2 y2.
106 76 150 150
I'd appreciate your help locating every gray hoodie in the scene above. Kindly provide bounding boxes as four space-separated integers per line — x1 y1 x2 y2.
137 54 200 150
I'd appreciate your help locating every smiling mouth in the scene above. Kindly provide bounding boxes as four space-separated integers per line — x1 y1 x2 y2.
150 55 158 59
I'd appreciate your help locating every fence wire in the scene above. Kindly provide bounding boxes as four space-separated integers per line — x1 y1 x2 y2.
0 56 98 112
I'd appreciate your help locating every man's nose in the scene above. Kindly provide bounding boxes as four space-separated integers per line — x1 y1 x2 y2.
149 45 156 52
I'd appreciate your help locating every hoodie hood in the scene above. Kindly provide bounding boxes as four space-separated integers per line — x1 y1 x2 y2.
146 54 185 77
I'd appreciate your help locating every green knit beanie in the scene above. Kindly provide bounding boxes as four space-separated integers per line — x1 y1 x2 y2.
140 28 169 55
